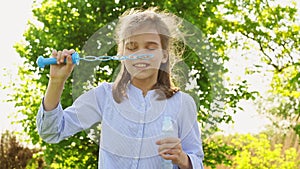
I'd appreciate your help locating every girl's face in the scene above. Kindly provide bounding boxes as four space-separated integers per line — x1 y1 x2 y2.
122 27 168 83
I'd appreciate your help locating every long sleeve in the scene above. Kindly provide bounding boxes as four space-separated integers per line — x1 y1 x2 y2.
36 101 67 143
36 83 107 143
177 92 204 169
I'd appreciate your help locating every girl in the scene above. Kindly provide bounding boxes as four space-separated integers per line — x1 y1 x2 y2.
37 7 204 169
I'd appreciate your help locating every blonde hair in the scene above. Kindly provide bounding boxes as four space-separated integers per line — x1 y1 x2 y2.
112 7 184 103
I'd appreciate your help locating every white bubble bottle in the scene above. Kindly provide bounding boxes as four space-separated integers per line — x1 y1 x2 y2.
161 116 174 169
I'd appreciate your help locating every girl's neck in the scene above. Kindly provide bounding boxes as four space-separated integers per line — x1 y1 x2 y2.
131 78 157 96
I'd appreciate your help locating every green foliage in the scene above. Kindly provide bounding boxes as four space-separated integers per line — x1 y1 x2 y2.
230 134 300 169
225 0 300 136
260 126 300 157
203 137 237 168
257 63 300 136
10 0 299 168
207 131 300 169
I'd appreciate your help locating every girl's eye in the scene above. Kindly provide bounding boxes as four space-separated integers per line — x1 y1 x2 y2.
125 42 137 51
147 45 158 50
147 47 156 50
126 46 137 51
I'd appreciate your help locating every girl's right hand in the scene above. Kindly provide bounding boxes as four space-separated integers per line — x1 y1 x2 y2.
49 49 76 83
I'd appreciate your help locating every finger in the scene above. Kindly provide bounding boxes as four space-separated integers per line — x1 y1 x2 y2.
65 55 75 72
159 146 181 155
161 150 184 162
61 49 69 63
158 143 181 154
158 143 173 152
68 49 75 54
57 51 62 64
167 148 182 155
160 153 178 161
158 141 182 157
158 147 170 155
52 49 58 58
156 137 180 145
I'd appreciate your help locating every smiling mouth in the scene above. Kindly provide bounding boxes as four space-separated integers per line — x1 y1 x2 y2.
133 63 150 68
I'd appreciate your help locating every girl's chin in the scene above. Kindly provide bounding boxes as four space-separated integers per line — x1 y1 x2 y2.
131 71 157 81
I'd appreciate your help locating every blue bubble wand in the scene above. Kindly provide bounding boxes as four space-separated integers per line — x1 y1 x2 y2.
36 52 154 68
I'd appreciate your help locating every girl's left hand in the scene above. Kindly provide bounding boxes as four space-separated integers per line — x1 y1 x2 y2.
156 137 191 169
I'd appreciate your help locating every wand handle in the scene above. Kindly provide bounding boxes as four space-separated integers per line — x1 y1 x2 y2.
36 52 80 68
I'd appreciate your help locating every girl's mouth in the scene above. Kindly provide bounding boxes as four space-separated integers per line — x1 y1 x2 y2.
133 63 150 68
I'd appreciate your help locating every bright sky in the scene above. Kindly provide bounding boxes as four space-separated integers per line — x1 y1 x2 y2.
0 0 298 135
0 0 33 133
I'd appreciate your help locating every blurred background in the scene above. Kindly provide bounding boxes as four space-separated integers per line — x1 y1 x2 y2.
0 0 299 168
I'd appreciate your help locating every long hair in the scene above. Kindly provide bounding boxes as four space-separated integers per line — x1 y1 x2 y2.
112 7 181 103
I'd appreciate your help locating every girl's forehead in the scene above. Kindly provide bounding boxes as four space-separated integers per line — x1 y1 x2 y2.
123 26 161 42
122 24 163 39
124 33 161 43
125 32 160 41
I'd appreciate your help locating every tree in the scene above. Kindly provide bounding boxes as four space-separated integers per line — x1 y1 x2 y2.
231 134 300 169
11 0 298 168
257 65 300 137
0 130 44 169
220 0 300 137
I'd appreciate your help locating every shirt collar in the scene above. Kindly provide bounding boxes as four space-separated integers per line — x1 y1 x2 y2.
127 83 156 99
